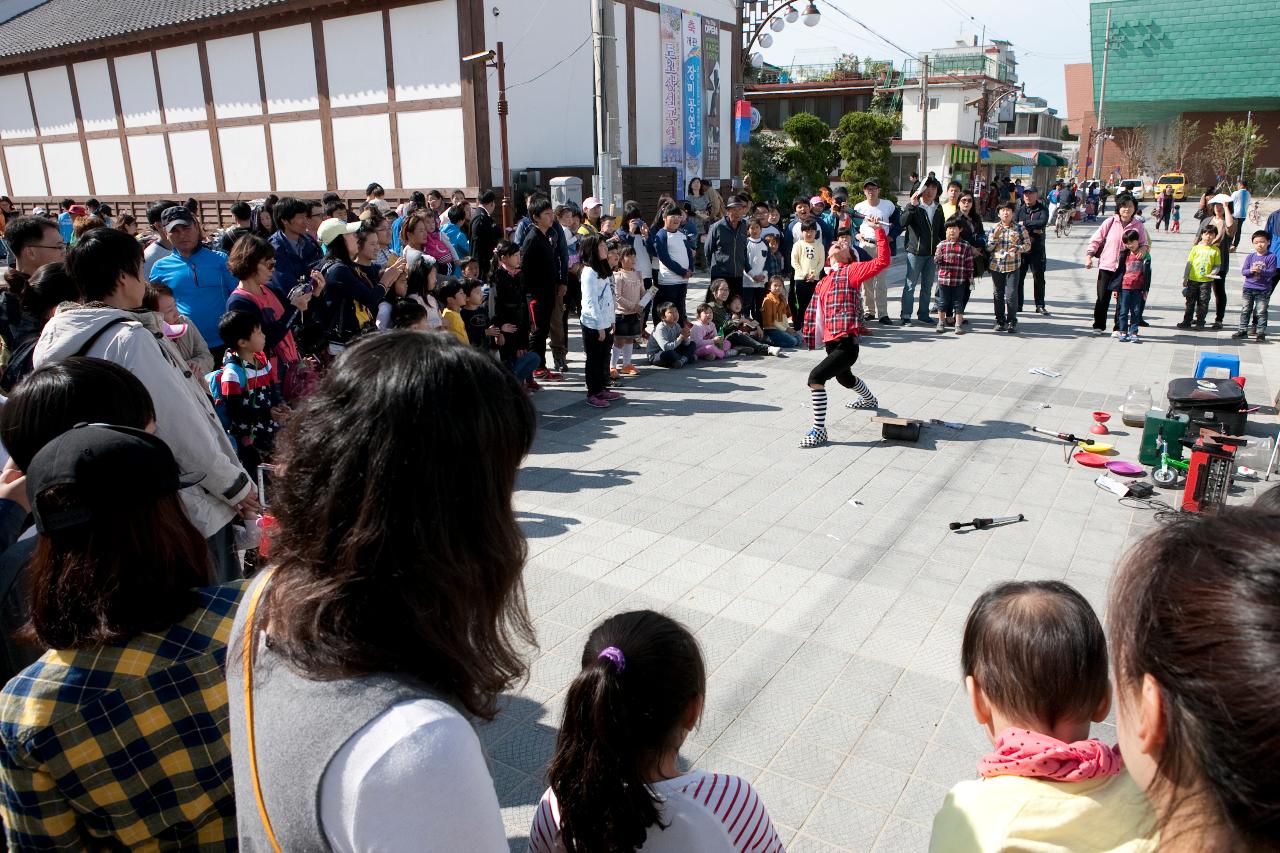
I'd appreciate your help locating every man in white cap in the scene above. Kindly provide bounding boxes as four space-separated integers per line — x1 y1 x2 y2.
853 178 899 324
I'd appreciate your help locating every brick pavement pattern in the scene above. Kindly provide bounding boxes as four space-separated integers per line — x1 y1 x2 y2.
492 217 1280 851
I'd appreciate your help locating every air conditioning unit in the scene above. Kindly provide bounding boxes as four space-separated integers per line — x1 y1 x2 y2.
982 123 1000 143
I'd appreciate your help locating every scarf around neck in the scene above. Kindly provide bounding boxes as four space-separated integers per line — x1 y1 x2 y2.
978 727 1124 783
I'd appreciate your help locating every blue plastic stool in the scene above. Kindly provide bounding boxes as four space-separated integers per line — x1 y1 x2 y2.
1194 352 1241 379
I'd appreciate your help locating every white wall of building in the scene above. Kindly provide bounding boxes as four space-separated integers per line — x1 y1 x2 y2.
0 0 741 198
900 85 980 145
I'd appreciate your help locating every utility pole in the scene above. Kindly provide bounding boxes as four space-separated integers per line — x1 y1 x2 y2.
1239 110 1253 182
977 78 989 196
920 54 929 181
591 0 623 213
1092 7 1111 184
496 42 512 231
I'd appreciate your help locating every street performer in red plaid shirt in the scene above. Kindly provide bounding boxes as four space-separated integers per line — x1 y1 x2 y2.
799 221 892 448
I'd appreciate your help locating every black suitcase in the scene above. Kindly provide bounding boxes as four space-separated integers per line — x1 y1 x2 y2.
1166 377 1247 436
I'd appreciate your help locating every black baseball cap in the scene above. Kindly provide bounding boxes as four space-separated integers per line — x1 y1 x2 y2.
862 178 881 188
27 424 203 534
159 205 197 232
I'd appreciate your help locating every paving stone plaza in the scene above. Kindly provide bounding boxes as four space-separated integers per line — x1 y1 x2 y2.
493 215 1280 851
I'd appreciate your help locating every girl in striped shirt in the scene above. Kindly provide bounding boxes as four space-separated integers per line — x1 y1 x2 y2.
529 610 785 853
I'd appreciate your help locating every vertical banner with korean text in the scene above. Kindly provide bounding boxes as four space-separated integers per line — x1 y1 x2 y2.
659 6 683 196
680 11 702 190
702 17 721 182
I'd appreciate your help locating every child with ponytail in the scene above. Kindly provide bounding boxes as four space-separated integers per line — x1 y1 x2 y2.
529 610 785 853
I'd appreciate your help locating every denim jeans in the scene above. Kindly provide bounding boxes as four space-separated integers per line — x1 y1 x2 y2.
648 340 697 366
1117 288 1145 335
765 328 803 348
1240 288 1270 333
901 254 936 322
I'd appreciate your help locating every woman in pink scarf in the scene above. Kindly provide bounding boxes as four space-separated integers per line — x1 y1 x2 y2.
929 581 1157 852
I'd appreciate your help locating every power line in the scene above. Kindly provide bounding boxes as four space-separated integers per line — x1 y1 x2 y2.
507 35 591 89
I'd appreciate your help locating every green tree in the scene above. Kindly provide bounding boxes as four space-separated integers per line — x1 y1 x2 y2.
742 131 795 203
835 111 902 205
1204 117 1268 185
780 113 839 196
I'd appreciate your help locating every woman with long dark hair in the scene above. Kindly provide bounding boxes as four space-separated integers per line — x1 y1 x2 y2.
1110 508 1280 852
400 210 445 330
530 610 784 853
578 233 619 408
0 423 242 849
0 262 80 393
228 332 535 850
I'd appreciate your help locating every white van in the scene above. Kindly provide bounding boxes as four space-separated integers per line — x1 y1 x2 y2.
1118 179 1144 199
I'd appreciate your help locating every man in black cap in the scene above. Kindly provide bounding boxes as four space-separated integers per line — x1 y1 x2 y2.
708 194 750 303
148 206 238 351
1014 185 1051 315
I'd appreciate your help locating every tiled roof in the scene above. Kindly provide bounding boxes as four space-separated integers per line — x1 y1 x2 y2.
0 0 293 60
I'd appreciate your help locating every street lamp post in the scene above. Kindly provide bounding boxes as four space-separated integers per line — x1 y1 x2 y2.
740 1 821 71
464 43 513 232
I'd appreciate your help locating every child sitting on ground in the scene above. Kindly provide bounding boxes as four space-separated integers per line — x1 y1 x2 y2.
1177 224 1223 331
724 293 782 356
529 610 785 853
646 302 697 368
611 246 646 377
929 580 1156 853
689 302 731 360
761 275 802 348
214 310 283 472
1234 229 1278 341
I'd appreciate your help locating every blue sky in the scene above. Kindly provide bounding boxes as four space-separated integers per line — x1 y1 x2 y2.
753 0 1093 115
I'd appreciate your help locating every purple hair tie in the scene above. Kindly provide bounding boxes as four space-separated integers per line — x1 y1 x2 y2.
597 646 626 673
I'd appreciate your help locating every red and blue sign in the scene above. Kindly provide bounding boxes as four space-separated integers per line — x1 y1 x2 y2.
734 100 752 144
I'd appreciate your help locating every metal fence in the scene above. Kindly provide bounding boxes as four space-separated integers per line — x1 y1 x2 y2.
901 54 1014 82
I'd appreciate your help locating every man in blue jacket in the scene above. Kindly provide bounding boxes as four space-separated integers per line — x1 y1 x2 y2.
148 207 238 350
268 197 323 301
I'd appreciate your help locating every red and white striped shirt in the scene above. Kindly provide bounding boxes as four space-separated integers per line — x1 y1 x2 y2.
528 770 785 853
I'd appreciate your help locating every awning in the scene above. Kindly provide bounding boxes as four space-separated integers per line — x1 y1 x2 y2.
1031 152 1070 167
950 146 1029 166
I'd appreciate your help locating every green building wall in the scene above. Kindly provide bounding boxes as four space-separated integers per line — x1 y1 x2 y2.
1090 0 1280 125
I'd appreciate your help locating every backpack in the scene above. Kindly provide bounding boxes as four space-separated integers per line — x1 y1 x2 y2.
204 360 246 431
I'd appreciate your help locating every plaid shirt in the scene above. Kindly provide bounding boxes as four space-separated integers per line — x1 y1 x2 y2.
934 239 976 287
986 222 1032 273
0 583 245 851
804 227 892 349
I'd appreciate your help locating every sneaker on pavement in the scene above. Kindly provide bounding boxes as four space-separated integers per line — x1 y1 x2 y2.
533 368 549 379
1211 322 1223 330
1258 333 1268 342
1131 336 1142 344
585 394 609 408
543 370 564 381
1232 330 1249 338
727 348 739 356
935 320 946 333
1119 334 1131 342
879 315 893 325
996 323 1007 332
599 389 623 400
1194 322 1206 330
955 323 966 335
609 368 619 380
1111 330 1123 338
555 361 569 373
620 365 639 376
675 356 688 367
767 346 782 356
846 395 878 410
799 427 829 448
1006 324 1017 334
1175 322 1192 329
